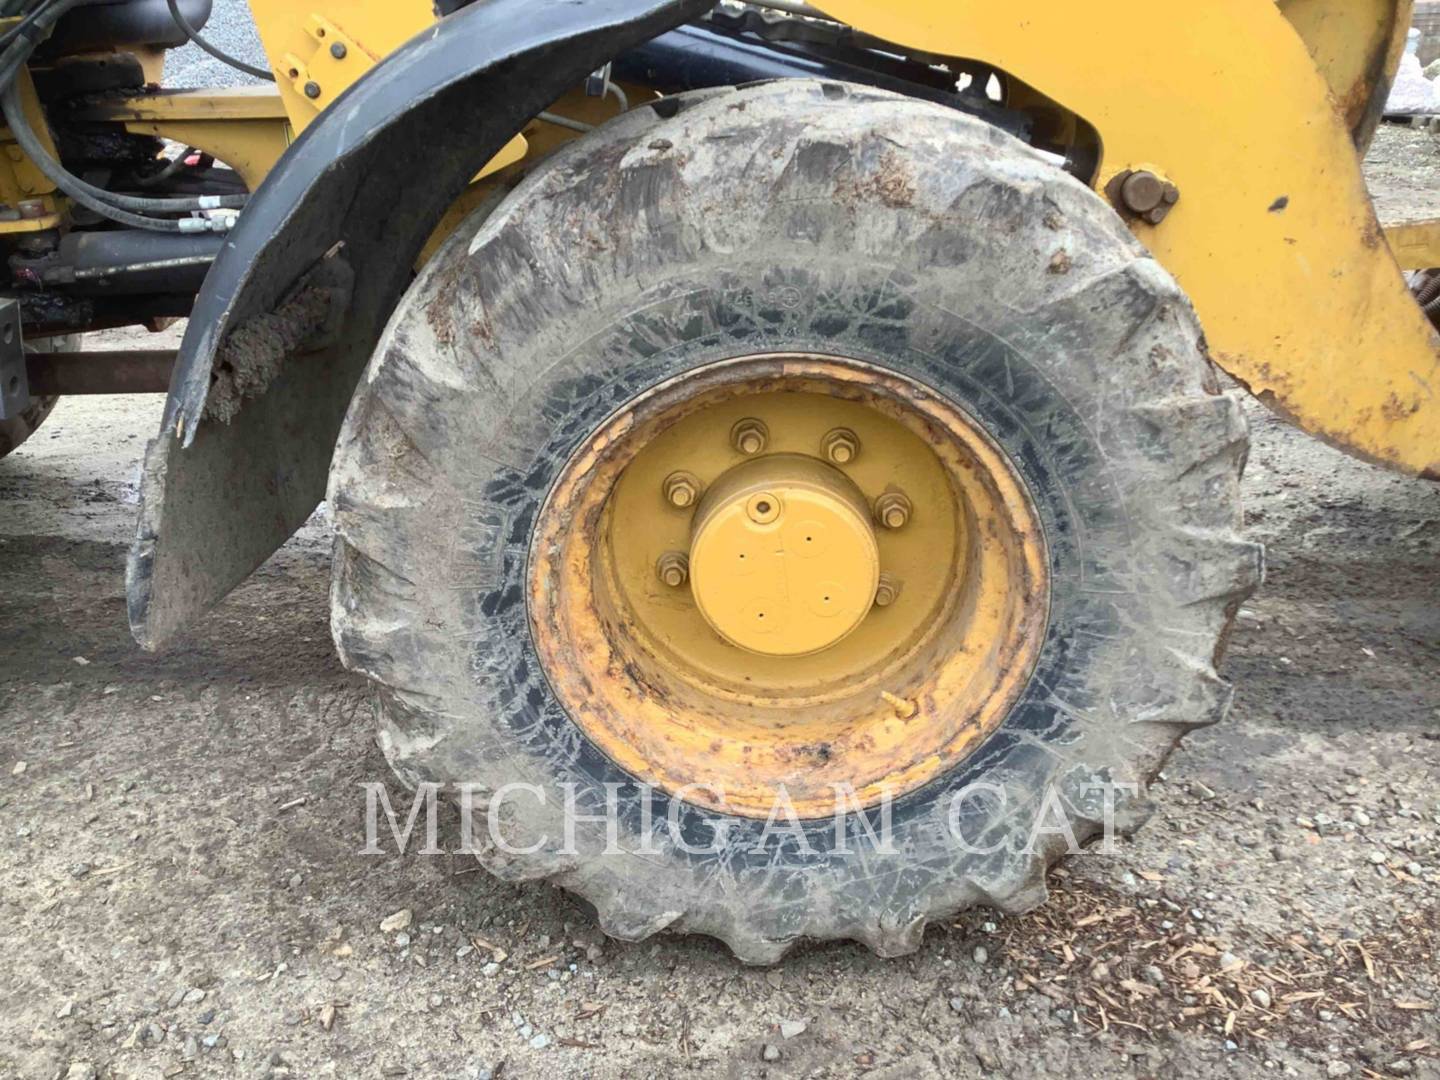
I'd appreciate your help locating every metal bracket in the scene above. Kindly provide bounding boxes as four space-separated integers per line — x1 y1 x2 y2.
283 15 368 114
0 298 30 420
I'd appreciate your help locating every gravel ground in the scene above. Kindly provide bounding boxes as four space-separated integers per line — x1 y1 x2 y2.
163 0 267 90
0 30 1438 1080
1366 124 1440 223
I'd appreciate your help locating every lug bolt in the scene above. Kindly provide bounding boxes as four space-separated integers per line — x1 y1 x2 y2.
874 491 913 530
656 551 690 588
330 42 348 59
821 427 860 465
730 418 769 456
880 691 917 720
662 470 702 509
873 573 902 608
304 81 322 99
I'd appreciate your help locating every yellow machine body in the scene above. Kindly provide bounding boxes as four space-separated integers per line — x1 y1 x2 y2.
13 0 1440 474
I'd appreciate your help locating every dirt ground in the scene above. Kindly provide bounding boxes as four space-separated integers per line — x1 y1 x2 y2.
1 129 1438 1080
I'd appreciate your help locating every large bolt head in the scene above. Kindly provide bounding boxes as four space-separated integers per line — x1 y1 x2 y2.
874 491 913 530
1115 170 1180 225
821 427 861 465
873 573 902 608
1120 170 1165 215
730 418 769 456
663 470 702 509
656 551 690 588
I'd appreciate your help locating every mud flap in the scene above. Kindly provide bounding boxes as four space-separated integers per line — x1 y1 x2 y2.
126 0 713 650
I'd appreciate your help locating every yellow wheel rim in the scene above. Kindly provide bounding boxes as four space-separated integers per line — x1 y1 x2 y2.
529 354 1050 818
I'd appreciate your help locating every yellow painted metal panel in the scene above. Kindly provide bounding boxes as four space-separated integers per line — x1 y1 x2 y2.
0 68 63 233
1386 219 1440 271
820 0 1440 476
245 0 525 178
1279 0 1413 149
73 89 294 190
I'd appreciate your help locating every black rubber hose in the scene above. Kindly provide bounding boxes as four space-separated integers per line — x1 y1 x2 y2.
0 0 59 54
165 0 274 82
0 85 196 230
0 1 176 230
132 146 198 188
0 5 247 225
0 81 241 227
0 77 246 213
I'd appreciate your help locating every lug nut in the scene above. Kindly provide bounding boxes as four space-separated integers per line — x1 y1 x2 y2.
821 427 860 465
662 470 702 509
304 81 322 100
873 573 902 608
730 418 769 456
874 491 913 530
656 551 690 588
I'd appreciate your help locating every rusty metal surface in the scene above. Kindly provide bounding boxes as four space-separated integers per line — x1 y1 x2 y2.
1278 0 1414 152
26 351 176 396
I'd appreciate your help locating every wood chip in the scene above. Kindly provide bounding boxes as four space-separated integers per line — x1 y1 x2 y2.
471 937 508 964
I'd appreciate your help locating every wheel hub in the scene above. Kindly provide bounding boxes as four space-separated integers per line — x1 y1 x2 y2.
689 454 880 657
529 354 1049 817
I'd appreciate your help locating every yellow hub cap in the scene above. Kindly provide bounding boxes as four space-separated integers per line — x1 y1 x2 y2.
529 354 1049 819
689 454 879 657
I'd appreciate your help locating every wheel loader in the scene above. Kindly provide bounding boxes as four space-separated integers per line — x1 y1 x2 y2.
0 0 1435 962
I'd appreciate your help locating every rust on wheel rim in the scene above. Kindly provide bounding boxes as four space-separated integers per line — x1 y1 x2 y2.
528 354 1050 819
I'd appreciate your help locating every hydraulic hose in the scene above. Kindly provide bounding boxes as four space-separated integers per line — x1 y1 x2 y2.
0 0 242 231
0 84 233 230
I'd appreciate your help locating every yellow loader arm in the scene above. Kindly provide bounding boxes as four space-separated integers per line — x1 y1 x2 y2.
824 0 1440 477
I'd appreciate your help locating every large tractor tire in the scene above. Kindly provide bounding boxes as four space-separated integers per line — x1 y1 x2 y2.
330 81 1262 963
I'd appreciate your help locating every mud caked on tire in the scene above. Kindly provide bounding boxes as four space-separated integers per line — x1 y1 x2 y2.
330 81 1261 962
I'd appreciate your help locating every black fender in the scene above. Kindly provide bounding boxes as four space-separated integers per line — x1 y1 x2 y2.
127 0 712 649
